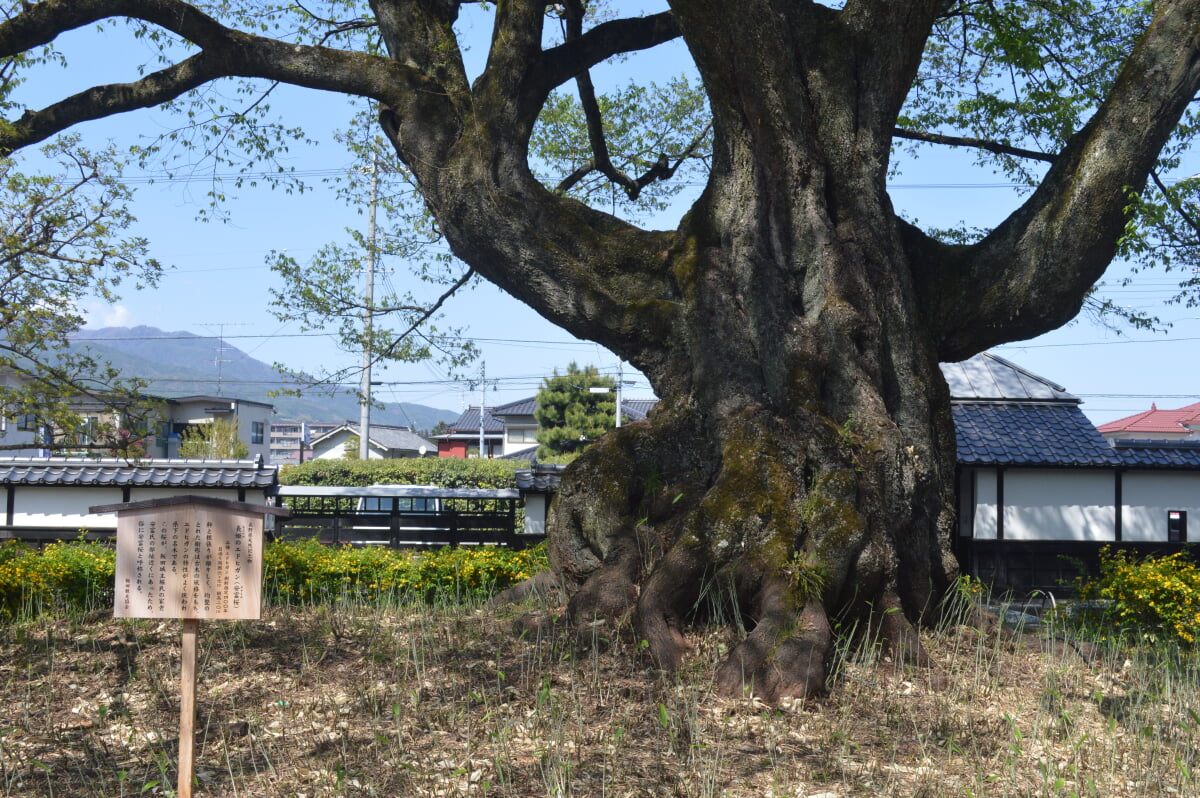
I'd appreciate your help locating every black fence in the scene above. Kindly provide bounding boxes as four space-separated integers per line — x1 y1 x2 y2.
272 486 543 549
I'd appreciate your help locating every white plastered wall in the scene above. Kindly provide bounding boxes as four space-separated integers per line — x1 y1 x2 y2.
971 468 999 540
1121 472 1200 542
523 494 547 536
969 468 1117 541
13 487 123 528
1003 470 1115 541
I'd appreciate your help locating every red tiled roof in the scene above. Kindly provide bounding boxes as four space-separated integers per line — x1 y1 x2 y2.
1097 402 1200 435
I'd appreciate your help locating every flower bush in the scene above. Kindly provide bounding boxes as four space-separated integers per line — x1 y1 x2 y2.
0 538 548 618
0 539 116 617
263 540 548 605
1075 546 1200 645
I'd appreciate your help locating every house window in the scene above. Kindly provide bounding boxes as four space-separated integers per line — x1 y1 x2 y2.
17 413 37 431
251 421 265 445
507 428 538 444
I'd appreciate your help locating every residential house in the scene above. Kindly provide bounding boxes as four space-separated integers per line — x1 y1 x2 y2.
949 353 1200 594
154 396 275 461
437 397 661 459
436 406 506 458
309 423 435 460
1097 402 1200 441
0 375 275 461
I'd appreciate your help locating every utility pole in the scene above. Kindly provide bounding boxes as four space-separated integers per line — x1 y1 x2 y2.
359 155 378 460
478 364 486 458
616 360 624 428
467 364 496 458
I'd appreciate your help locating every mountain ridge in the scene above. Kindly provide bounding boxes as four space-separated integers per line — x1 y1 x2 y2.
69 326 460 433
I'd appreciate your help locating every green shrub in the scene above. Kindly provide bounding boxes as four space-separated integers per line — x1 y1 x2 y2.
1074 546 1200 645
262 540 548 605
0 539 116 617
279 458 526 489
0 537 548 619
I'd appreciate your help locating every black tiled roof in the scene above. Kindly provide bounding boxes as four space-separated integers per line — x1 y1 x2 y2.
447 406 504 434
492 398 537 416
1111 439 1200 468
952 404 1122 467
490 396 659 421
515 464 567 491
0 458 278 488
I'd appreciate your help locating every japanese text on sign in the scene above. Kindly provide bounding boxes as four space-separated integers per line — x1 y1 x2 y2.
114 506 263 620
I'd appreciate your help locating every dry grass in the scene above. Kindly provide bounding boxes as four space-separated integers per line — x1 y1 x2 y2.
2 596 1199 797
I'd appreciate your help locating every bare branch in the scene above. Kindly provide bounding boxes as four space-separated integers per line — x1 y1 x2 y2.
377 268 475 363
1149 168 1200 244
893 126 1056 163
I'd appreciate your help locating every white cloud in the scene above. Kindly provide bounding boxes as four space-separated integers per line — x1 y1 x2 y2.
82 303 135 329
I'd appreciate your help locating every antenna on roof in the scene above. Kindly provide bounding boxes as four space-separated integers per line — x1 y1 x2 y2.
199 322 249 396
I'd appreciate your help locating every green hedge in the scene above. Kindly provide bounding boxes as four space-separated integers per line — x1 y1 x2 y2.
0 538 548 619
279 457 527 489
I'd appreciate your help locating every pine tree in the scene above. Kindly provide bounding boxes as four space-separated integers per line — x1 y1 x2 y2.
534 364 616 458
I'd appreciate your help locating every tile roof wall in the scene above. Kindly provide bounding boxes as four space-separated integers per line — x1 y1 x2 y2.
0 458 278 488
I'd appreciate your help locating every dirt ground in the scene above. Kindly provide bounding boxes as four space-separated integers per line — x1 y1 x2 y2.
0 602 1195 797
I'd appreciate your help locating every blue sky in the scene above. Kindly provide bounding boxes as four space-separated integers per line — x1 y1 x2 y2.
11 2 1199 424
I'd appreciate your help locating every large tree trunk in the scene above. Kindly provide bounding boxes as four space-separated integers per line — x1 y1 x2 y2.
543 1 959 700
547 141 961 701
7 0 1200 702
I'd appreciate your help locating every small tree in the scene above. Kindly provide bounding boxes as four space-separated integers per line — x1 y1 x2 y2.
0 138 163 455
343 435 362 460
178 418 249 459
535 364 616 458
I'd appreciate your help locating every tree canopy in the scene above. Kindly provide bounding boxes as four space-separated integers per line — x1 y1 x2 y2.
6 0 1200 699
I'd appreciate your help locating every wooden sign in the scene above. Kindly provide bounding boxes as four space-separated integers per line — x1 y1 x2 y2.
111 504 263 620
92 495 290 798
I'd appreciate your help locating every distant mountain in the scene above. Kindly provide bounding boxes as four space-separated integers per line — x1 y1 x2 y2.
69 326 460 433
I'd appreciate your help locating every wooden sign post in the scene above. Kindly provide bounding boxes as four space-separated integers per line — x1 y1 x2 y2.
92 496 289 798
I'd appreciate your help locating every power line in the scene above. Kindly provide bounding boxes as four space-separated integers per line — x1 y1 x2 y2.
998 335 1200 349
73 330 601 347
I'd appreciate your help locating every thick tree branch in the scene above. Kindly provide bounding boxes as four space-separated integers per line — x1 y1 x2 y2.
0 0 425 155
0 0 227 55
2 53 225 154
919 0 1200 360
536 10 681 95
